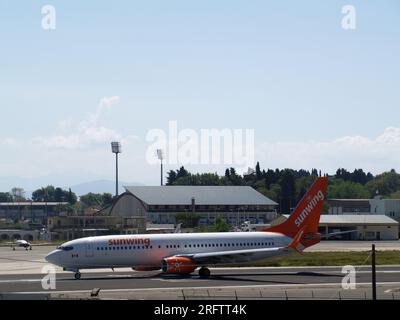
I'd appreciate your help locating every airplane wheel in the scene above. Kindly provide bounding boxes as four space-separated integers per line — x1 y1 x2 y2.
12 247 15 251
29 247 32 250
74 272 81 280
199 267 211 278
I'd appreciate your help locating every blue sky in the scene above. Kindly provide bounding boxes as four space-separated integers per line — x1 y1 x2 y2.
0 1 399 189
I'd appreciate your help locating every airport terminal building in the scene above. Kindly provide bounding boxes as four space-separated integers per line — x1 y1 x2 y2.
104 186 278 225
327 196 400 222
0 202 68 221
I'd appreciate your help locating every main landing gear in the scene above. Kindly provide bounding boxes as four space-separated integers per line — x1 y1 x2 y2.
198 267 211 278
74 272 81 280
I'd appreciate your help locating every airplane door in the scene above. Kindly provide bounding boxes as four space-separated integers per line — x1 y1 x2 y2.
85 240 94 258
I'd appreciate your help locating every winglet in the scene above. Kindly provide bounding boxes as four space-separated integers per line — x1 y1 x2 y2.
290 227 306 255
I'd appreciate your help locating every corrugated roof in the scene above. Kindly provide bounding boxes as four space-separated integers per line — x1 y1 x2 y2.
282 214 399 225
0 202 68 206
124 186 278 206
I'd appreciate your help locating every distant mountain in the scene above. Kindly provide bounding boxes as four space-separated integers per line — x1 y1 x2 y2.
0 175 144 198
69 180 144 197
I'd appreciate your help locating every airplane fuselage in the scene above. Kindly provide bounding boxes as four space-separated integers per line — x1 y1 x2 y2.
46 232 291 271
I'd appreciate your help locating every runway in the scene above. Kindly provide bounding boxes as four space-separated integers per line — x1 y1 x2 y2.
1 266 400 300
1 245 400 300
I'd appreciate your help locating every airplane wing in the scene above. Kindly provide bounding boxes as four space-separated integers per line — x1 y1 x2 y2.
175 228 305 265
176 247 287 264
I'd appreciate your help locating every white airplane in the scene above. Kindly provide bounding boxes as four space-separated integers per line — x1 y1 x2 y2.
46 177 328 280
12 240 33 251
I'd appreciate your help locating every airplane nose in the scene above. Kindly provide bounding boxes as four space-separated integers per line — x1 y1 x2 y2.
45 250 61 266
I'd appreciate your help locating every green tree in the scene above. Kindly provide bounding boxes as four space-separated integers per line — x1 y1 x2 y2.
295 176 315 203
213 216 231 232
166 170 177 185
32 186 55 202
54 187 64 202
79 192 114 208
328 179 370 199
32 186 77 204
10 188 26 201
79 193 103 208
255 162 262 180
0 192 12 202
279 169 296 214
175 212 200 228
67 188 78 205
366 170 400 197
101 193 114 207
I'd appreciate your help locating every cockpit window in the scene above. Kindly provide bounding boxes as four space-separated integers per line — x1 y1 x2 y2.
57 246 74 251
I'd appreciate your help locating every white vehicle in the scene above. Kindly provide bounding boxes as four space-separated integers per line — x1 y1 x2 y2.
46 177 328 280
12 240 32 251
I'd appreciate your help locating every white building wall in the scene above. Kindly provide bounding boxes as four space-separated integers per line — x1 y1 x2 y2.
369 197 386 215
384 200 400 219
356 225 398 240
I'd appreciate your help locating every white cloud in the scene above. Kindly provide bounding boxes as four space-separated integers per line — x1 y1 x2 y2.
33 96 129 149
256 127 400 174
0 137 19 147
2 124 400 186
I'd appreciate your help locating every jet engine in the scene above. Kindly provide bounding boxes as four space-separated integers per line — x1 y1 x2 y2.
162 257 197 274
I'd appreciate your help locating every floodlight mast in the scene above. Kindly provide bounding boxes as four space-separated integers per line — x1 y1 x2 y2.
111 142 122 197
157 149 164 186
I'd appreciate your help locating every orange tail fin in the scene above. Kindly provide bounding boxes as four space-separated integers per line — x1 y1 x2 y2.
265 177 328 242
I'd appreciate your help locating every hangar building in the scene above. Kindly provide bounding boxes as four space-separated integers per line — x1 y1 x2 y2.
105 186 278 225
272 214 399 240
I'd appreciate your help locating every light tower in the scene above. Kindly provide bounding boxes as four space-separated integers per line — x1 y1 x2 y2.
157 149 164 186
111 141 122 197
